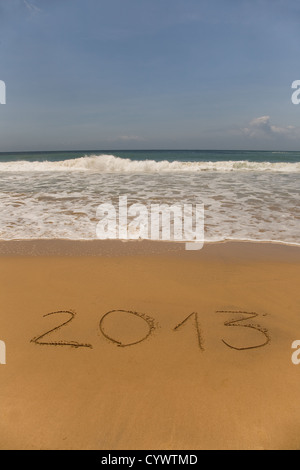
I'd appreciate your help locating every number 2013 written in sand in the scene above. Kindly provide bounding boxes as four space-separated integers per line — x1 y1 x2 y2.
30 309 271 352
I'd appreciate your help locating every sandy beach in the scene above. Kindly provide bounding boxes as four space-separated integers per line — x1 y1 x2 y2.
0 240 299 450
1 0 300 454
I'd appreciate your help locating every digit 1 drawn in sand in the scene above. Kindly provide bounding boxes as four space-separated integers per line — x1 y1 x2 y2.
99 310 157 348
173 312 205 351
30 311 93 349
216 311 270 351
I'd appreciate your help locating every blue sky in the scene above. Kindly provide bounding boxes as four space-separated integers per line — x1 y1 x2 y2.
0 0 300 151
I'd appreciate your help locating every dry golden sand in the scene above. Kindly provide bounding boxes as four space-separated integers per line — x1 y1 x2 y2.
0 241 299 450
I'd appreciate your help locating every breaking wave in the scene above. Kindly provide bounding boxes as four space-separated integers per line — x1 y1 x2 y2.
0 154 300 173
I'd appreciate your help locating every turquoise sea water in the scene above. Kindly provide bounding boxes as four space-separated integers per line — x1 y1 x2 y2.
0 149 300 164
0 150 299 244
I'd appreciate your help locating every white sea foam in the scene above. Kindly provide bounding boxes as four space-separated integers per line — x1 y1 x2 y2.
0 154 300 173
0 155 299 245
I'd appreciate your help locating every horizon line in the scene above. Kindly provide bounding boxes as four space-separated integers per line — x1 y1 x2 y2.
0 148 299 154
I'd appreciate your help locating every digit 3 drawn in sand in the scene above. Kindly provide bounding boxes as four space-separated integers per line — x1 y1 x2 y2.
30 310 93 349
216 311 270 351
99 310 157 348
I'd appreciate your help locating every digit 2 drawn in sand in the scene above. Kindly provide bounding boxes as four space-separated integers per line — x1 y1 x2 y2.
99 310 157 347
173 312 205 351
30 310 93 349
217 311 270 351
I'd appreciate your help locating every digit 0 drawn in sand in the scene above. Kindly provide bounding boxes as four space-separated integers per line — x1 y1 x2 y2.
99 309 157 348
173 312 205 351
216 310 270 351
30 310 93 349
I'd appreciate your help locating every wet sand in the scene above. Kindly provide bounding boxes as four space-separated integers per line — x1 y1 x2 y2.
0 241 299 450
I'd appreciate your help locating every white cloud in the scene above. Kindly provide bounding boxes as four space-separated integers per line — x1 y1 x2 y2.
23 0 41 14
116 135 145 142
242 115 299 139
103 135 145 145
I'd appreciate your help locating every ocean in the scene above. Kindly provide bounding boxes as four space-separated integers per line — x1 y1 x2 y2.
0 150 299 245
